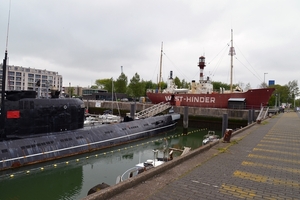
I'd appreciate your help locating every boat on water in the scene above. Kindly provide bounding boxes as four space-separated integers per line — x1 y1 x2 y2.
0 49 180 172
84 114 122 126
116 148 172 184
115 143 191 184
147 30 275 109
202 131 219 145
0 89 180 171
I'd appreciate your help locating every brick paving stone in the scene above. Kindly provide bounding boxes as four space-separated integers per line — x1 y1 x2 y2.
85 112 300 200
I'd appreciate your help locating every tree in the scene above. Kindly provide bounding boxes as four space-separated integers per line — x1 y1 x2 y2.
68 87 74 97
258 82 268 89
212 82 230 92
268 84 289 107
114 72 128 93
128 73 144 98
244 83 251 91
174 76 182 88
287 80 299 106
95 78 113 92
181 79 189 89
144 80 157 92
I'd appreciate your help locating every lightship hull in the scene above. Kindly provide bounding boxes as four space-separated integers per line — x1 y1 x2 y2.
147 88 275 109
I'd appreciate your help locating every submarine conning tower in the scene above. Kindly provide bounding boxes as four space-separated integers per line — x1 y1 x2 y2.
198 56 206 82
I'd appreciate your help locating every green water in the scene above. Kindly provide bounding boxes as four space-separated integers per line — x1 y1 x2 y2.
0 127 220 200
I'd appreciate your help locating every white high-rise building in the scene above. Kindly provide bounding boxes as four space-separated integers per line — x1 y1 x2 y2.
0 64 63 97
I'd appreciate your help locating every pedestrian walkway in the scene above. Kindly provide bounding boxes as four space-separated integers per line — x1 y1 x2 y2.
85 112 300 200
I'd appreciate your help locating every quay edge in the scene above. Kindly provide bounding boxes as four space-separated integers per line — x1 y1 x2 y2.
83 118 258 200
84 100 261 120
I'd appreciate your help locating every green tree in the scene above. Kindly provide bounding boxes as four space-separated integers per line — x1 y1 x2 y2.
174 76 182 88
212 82 230 92
95 78 113 92
259 82 268 88
114 72 128 93
160 81 167 90
144 80 157 92
181 79 189 89
68 87 74 97
90 85 98 89
128 73 144 98
287 80 299 106
268 84 289 107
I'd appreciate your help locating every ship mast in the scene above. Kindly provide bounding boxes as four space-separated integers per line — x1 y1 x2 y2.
229 29 236 92
158 42 163 93
1 1 11 137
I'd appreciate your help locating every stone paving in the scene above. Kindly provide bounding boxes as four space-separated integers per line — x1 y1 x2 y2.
85 112 300 200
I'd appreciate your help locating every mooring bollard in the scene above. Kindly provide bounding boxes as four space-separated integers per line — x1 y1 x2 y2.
223 129 233 143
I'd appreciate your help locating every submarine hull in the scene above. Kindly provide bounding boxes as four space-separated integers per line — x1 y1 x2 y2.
0 113 180 171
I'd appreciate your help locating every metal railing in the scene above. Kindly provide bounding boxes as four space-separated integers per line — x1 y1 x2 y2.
135 102 171 119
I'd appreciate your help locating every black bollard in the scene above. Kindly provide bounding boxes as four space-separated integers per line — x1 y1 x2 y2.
221 113 228 138
183 106 188 135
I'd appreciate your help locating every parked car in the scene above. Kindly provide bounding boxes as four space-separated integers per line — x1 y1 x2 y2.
120 98 129 102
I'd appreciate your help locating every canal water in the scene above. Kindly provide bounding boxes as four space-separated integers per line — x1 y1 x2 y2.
0 127 220 200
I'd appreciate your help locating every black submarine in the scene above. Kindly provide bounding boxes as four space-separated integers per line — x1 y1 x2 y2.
0 50 180 171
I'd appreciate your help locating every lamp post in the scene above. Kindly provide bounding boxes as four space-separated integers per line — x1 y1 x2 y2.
264 73 268 86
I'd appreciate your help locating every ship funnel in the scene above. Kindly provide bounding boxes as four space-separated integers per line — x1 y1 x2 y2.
169 71 173 79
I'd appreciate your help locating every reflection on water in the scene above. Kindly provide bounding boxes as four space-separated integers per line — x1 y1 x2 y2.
0 127 218 200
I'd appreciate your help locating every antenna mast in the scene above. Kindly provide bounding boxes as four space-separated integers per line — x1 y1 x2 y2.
1 0 12 136
159 42 163 93
229 29 236 92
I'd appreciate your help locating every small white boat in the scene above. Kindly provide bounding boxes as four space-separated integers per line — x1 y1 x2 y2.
202 131 219 145
84 114 122 126
116 149 173 184
98 114 122 124
116 139 173 184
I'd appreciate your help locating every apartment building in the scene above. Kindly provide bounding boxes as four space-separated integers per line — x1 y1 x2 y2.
0 64 63 97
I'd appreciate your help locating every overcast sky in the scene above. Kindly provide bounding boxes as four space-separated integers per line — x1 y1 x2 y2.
1 0 299 89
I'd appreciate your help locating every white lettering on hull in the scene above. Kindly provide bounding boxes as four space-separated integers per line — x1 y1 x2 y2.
164 96 215 103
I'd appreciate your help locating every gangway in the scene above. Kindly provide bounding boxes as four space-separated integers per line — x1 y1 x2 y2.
256 106 269 122
135 102 172 119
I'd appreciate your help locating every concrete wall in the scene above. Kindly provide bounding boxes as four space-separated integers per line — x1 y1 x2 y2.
84 100 258 120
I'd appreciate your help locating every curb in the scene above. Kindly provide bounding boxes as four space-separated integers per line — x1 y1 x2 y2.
84 121 257 200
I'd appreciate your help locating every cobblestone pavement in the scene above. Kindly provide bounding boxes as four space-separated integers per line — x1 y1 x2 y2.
105 112 300 200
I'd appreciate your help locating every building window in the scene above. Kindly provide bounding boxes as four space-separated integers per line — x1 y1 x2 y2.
8 71 15 76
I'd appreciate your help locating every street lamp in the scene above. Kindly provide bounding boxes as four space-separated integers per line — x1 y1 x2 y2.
264 73 268 87
264 73 268 84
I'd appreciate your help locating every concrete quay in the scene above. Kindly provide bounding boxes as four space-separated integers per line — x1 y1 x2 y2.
85 100 257 120
84 112 300 200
